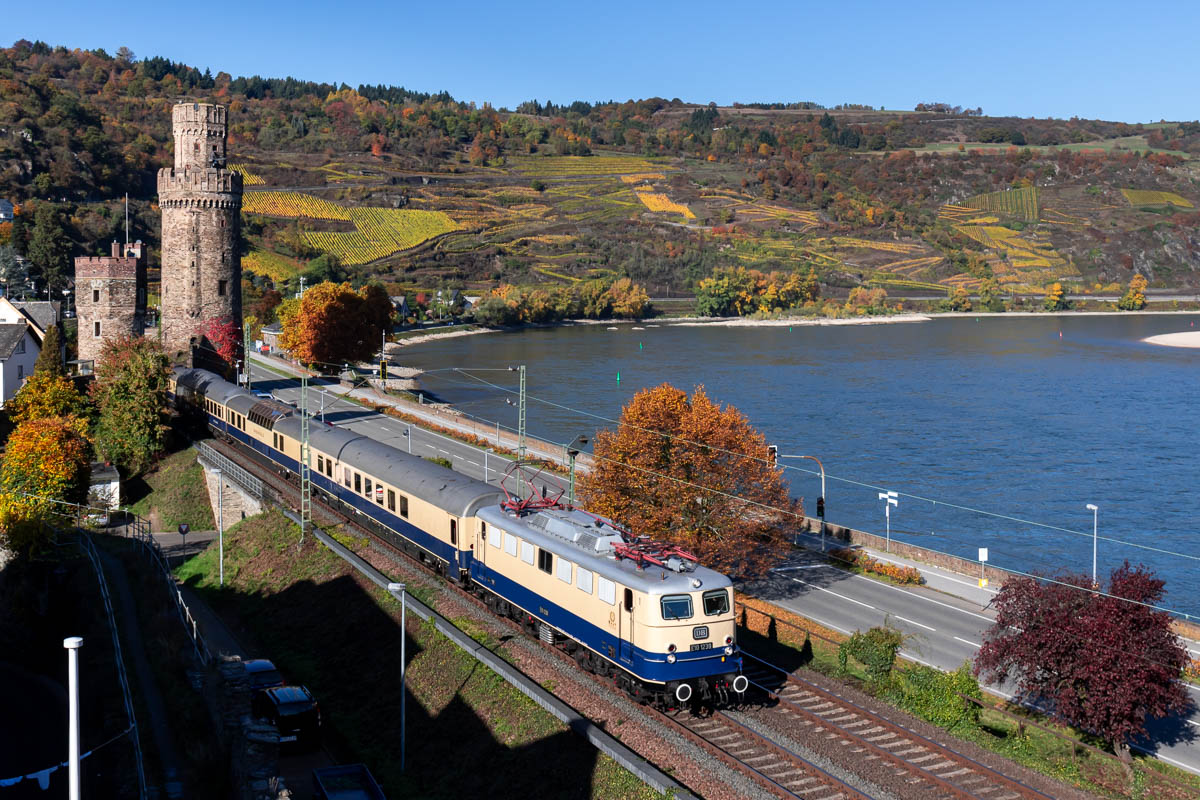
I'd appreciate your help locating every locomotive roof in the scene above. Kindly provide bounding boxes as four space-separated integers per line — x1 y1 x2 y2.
273 415 504 518
476 504 732 596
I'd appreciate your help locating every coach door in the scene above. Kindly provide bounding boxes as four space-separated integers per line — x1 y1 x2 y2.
618 588 634 665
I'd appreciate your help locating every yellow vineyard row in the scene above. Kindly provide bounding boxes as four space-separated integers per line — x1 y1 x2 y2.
302 209 460 266
961 186 1040 221
620 173 666 183
229 164 265 186
828 236 922 254
513 156 668 176
1121 189 1193 208
635 191 695 219
243 191 350 221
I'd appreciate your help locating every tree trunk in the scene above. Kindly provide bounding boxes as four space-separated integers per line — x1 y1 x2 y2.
1115 741 1134 785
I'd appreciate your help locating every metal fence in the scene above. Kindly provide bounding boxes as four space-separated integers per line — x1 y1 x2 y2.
77 532 148 800
196 440 264 499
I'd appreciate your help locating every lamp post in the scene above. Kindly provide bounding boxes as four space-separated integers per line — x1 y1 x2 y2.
565 435 589 505
1086 503 1099 588
779 455 826 551
878 490 898 552
214 469 224 585
64 636 83 800
387 582 407 771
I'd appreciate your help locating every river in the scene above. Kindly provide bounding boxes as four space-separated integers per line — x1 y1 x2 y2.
398 314 1200 619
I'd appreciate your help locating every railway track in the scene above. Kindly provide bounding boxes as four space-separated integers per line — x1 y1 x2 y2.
662 708 871 799
204 435 1063 800
740 653 1056 800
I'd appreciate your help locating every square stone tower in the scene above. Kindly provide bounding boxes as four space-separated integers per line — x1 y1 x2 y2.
157 102 243 370
74 241 147 364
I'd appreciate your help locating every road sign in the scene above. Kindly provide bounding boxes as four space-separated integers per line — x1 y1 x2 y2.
978 547 988 562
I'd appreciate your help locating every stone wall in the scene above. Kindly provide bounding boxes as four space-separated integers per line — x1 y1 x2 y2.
158 101 242 367
74 254 145 363
203 466 263 528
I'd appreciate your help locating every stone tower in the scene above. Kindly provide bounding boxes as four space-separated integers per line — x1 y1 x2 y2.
74 240 147 365
157 102 242 369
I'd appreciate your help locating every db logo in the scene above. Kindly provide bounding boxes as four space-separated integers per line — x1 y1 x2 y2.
608 611 616 626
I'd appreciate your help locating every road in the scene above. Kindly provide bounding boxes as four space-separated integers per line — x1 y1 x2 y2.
747 545 1200 776
245 357 1200 776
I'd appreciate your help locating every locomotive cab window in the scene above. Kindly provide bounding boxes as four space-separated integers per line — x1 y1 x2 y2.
537 548 552 574
623 588 634 612
703 589 730 616
449 519 457 545
660 594 694 620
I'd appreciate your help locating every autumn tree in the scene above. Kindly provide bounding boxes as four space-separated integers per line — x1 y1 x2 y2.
974 563 1190 770
90 335 170 476
1043 282 1068 311
578 384 799 575
0 415 91 554
7 370 88 424
947 286 972 312
977 277 1004 313
1117 273 1147 311
277 281 389 366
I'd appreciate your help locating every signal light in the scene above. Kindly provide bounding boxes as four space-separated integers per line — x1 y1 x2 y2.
816 497 825 518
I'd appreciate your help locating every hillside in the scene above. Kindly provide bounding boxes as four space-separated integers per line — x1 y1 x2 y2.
1 39 1198 307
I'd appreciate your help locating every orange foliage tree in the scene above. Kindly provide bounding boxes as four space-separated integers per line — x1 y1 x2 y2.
278 281 393 367
578 384 799 575
0 415 91 554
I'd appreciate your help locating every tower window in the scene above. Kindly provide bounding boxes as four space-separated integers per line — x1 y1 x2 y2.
220 218 226 228
94 321 101 337
93 289 99 303
194 141 199 152
218 280 227 297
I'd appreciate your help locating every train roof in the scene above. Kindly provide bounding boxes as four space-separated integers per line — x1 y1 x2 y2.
477 504 732 596
274 415 504 518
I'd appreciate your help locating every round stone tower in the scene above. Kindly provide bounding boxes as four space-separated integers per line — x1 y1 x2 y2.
157 102 242 369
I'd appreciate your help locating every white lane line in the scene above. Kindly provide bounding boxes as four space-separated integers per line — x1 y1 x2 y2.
773 565 833 571
378 426 391 433
464 460 479 467
789 578 876 610
438 448 450 455
893 614 935 632
953 636 981 648
848 574 994 622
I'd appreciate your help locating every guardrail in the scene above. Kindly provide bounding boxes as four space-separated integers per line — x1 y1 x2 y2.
196 441 264 500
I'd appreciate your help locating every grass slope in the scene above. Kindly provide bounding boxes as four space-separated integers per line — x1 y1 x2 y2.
126 446 214 532
175 510 660 800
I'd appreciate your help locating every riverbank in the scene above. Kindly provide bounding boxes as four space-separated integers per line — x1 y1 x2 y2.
1144 330 1200 348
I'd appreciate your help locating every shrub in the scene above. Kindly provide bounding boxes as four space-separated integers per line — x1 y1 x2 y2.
883 662 983 729
838 625 903 682
831 547 923 585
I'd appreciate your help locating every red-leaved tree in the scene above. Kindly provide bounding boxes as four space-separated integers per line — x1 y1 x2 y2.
974 562 1191 767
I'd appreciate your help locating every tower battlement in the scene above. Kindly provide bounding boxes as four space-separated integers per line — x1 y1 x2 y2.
172 103 227 127
75 256 140 280
157 168 242 196
171 102 230 172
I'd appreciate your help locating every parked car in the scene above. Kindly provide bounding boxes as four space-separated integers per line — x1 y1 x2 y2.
242 659 284 692
252 685 321 749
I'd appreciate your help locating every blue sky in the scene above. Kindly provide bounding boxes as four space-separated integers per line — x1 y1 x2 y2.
7 0 1199 122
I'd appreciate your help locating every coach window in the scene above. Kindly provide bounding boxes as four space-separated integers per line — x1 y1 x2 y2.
326 459 333 477
343 467 351 488
354 473 361 493
399 495 409 518
375 487 383 505
387 489 395 512
660 594 693 621
703 589 730 617
449 519 457 546
537 548 552 574
317 455 324 472
364 477 372 497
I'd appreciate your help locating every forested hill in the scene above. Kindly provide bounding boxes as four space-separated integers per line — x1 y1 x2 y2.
2 38 1200 305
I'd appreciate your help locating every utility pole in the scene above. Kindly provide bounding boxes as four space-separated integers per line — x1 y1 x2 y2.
509 365 526 499
297 275 306 299
380 330 388 381
64 637 83 800
215 469 224 585
299 372 311 544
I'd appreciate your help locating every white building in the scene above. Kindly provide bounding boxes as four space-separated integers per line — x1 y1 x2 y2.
0 323 38 406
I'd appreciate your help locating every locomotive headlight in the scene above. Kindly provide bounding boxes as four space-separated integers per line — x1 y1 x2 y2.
667 653 677 664
667 643 677 653
724 645 734 656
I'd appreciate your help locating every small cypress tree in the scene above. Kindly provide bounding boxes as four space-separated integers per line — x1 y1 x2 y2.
33 324 64 376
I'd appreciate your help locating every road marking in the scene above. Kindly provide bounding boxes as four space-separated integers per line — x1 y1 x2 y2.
953 636 981 648
892 615 935 632
1189 720 1199 728
379 426 391 433
465 460 479 467
846 574 994 622
773 565 832 571
788 578 876 610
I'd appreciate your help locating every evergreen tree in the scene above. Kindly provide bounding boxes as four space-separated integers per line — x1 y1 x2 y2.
27 204 71 296
33 324 64 376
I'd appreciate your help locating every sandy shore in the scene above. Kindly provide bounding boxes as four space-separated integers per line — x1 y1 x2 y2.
1143 330 1200 348
668 313 931 327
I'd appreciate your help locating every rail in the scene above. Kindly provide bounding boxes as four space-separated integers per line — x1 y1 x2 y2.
77 532 148 800
196 440 264 499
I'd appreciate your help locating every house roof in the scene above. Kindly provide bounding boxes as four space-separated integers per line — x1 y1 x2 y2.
0 323 29 359
13 301 59 336
0 199 13 218
262 322 282 334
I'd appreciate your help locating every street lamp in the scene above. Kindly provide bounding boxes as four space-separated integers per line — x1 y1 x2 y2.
565 435 589 505
214 469 224 585
64 636 83 800
779 455 826 551
878 490 898 552
387 582 408 772
1086 503 1099 588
